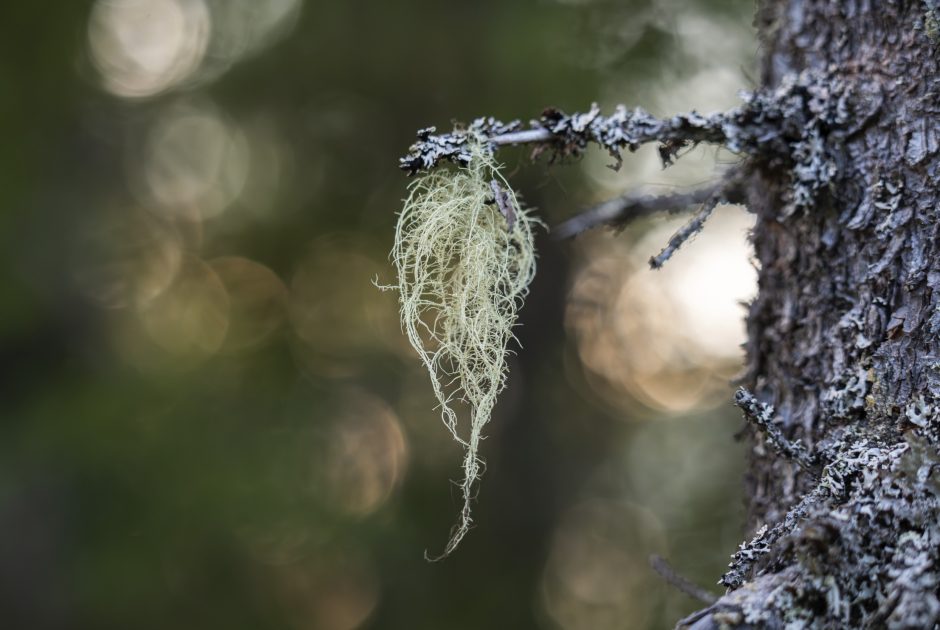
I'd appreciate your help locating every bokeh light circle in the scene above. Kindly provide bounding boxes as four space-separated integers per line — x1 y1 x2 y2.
139 102 251 221
138 255 230 359
88 0 211 98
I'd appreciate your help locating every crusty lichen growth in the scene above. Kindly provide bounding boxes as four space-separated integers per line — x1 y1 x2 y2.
690 431 940 630
401 71 874 221
387 142 539 558
924 1 940 41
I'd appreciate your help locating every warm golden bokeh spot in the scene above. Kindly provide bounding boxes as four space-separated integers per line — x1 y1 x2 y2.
138 255 230 359
540 500 668 630
566 207 756 414
270 551 380 630
209 256 288 353
311 390 408 517
136 102 250 222
289 235 405 377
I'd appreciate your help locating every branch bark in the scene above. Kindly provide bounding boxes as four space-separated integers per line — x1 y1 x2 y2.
399 72 856 199
552 184 720 240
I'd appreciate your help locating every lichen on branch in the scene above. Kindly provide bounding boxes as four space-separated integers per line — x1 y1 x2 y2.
388 68 880 565
382 142 539 559
400 71 872 219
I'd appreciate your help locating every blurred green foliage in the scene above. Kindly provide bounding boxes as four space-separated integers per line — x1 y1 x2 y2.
2 1 753 628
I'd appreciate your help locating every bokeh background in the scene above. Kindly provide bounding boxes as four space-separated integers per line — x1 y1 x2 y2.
3 1 758 628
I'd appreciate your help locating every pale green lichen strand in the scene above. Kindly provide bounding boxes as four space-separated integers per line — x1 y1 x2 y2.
387 142 538 558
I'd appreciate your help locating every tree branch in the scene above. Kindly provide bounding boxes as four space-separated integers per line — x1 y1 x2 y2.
552 168 747 240
399 71 859 176
399 72 863 229
649 196 722 269
399 102 742 175
650 554 718 605
552 185 719 240
734 387 817 471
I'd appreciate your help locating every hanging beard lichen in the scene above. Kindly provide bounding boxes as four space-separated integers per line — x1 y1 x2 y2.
386 142 539 559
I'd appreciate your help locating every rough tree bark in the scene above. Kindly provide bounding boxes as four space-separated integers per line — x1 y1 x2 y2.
685 1 940 628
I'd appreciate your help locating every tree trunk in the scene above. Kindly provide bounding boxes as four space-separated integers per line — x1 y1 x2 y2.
687 1 940 628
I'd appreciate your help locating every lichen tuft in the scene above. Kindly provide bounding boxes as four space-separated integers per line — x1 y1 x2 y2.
383 141 539 558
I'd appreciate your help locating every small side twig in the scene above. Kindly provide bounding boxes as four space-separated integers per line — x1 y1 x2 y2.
552 185 719 240
646 169 747 269
553 170 747 240
733 387 817 471
648 196 722 269
720 485 827 589
650 554 718 605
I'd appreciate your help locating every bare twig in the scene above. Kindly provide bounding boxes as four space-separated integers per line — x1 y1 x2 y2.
648 196 722 269
646 169 749 268
733 387 817 471
650 554 718 605
552 185 718 240
553 169 747 240
676 605 720 630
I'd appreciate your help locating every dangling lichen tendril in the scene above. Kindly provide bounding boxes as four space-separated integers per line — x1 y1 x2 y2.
381 141 539 559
